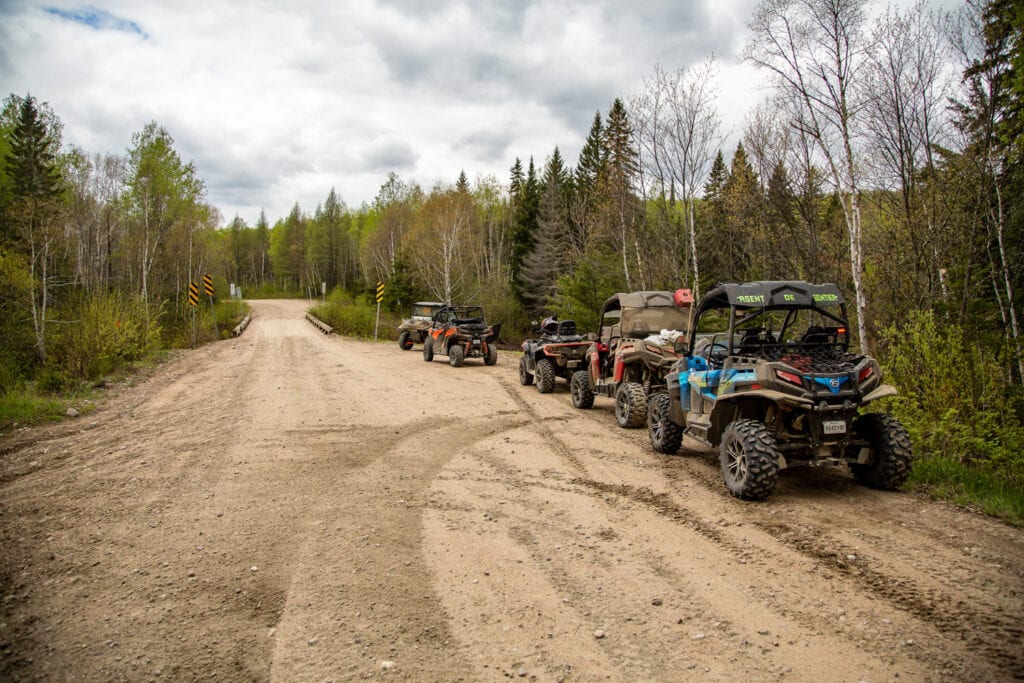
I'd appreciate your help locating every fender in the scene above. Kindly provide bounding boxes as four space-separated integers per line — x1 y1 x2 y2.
862 384 897 403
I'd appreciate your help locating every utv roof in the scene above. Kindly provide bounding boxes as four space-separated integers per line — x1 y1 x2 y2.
414 301 446 307
698 281 845 312
603 290 693 311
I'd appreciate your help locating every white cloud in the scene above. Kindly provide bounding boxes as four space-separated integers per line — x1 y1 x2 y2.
0 0 932 225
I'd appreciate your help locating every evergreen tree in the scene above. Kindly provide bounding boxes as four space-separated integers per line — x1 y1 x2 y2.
520 148 573 316
1 94 65 365
722 142 762 280
511 156 540 297
456 169 470 194
763 161 799 278
598 98 642 288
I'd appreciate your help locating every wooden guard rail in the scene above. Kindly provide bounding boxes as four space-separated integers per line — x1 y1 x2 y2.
305 312 334 334
232 314 252 337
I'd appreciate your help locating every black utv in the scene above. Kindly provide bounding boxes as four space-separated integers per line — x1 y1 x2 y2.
519 317 591 393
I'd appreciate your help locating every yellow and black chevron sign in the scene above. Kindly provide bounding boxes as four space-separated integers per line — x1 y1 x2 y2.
188 282 199 306
376 281 385 303
202 273 214 296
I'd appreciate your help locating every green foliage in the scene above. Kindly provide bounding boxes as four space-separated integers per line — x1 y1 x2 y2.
0 247 36 393
550 251 626 335
908 454 1024 526
879 310 1024 492
46 291 162 383
310 290 400 340
0 387 66 430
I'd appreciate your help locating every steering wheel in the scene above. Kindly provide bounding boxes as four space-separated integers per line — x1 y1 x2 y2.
705 342 729 360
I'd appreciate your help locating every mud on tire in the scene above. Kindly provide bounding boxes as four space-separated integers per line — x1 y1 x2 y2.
423 338 434 362
449 344 465 367
570 370 594 409
648 392 682 454
518 355 534 385
615 382 647 428
849 413 912 490
398 331 414 350
720 419 780 500
535 358 556 394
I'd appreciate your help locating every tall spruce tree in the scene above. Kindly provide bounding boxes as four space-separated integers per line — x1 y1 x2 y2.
511 157 540 298
3 94 65 363
520 148 572 316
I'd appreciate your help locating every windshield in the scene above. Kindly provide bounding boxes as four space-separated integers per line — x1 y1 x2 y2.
620 306 690 338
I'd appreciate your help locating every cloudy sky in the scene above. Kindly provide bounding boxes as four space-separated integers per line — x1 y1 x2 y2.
0 0 935 226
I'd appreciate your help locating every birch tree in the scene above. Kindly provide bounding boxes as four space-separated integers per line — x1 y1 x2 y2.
632 61 722 297
746 0 874 351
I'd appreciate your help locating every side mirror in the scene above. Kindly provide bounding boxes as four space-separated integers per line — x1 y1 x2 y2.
586 332 597 341
673 336 688 354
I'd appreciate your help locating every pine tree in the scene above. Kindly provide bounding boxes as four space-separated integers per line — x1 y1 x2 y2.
511 157 540 297
569 112 604 261
598 98 642 288
722 142 762 280
520 148 573 315
2 94 66 362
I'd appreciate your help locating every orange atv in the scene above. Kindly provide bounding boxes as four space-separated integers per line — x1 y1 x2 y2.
422 305 501 367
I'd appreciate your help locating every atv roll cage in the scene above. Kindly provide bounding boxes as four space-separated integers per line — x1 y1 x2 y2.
688 282 858 373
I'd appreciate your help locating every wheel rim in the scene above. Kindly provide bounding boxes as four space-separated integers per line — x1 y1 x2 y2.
572 379 582 404
650 403 664 442
725 438 747 482
615 390 628 420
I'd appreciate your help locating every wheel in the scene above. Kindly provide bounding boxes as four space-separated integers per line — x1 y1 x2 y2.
484 344 498 366
518 355 534 385
449 343 465 367
423 338 434 362
398 331 413 350
535 358 556 393
719 420 780 500
570 370 594 409
849 413 912 490
614 382 648 428
648 393 683 454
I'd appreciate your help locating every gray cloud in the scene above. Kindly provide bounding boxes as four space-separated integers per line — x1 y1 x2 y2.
0 0 787 224
361 137 419 173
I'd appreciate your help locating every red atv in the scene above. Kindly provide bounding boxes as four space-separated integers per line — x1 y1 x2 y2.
570 289 693 428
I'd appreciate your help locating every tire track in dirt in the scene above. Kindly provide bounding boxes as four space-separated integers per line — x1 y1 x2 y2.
571 476 1023 678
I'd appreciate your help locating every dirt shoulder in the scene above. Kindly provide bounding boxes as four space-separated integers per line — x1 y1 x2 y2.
1 299 1021 681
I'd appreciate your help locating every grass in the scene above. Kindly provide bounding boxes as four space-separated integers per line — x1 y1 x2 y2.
0 387 75 430
907 454 1024 527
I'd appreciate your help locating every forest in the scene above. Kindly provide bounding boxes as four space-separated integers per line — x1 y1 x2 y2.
0 0 1021 519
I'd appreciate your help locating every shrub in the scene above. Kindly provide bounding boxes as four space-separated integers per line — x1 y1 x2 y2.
310 290 400 340
879 309 1024 514
46 291 162 383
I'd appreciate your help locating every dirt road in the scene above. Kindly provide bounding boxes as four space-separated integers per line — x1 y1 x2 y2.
1 299 1021 682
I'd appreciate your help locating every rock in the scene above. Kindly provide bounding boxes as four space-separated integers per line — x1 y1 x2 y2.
692 633 706 640
517 667 527 677
66 408 80 417
380 660 395 670
651 598 663 606
593 629 605 639
758 629 770 635
250 566 258 572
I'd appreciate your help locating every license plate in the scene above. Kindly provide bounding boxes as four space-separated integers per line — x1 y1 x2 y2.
822 420 846 435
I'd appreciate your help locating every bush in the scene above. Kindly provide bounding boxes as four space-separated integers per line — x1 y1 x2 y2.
879 310 1024 523
310 290 400 340
46 291 162 383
